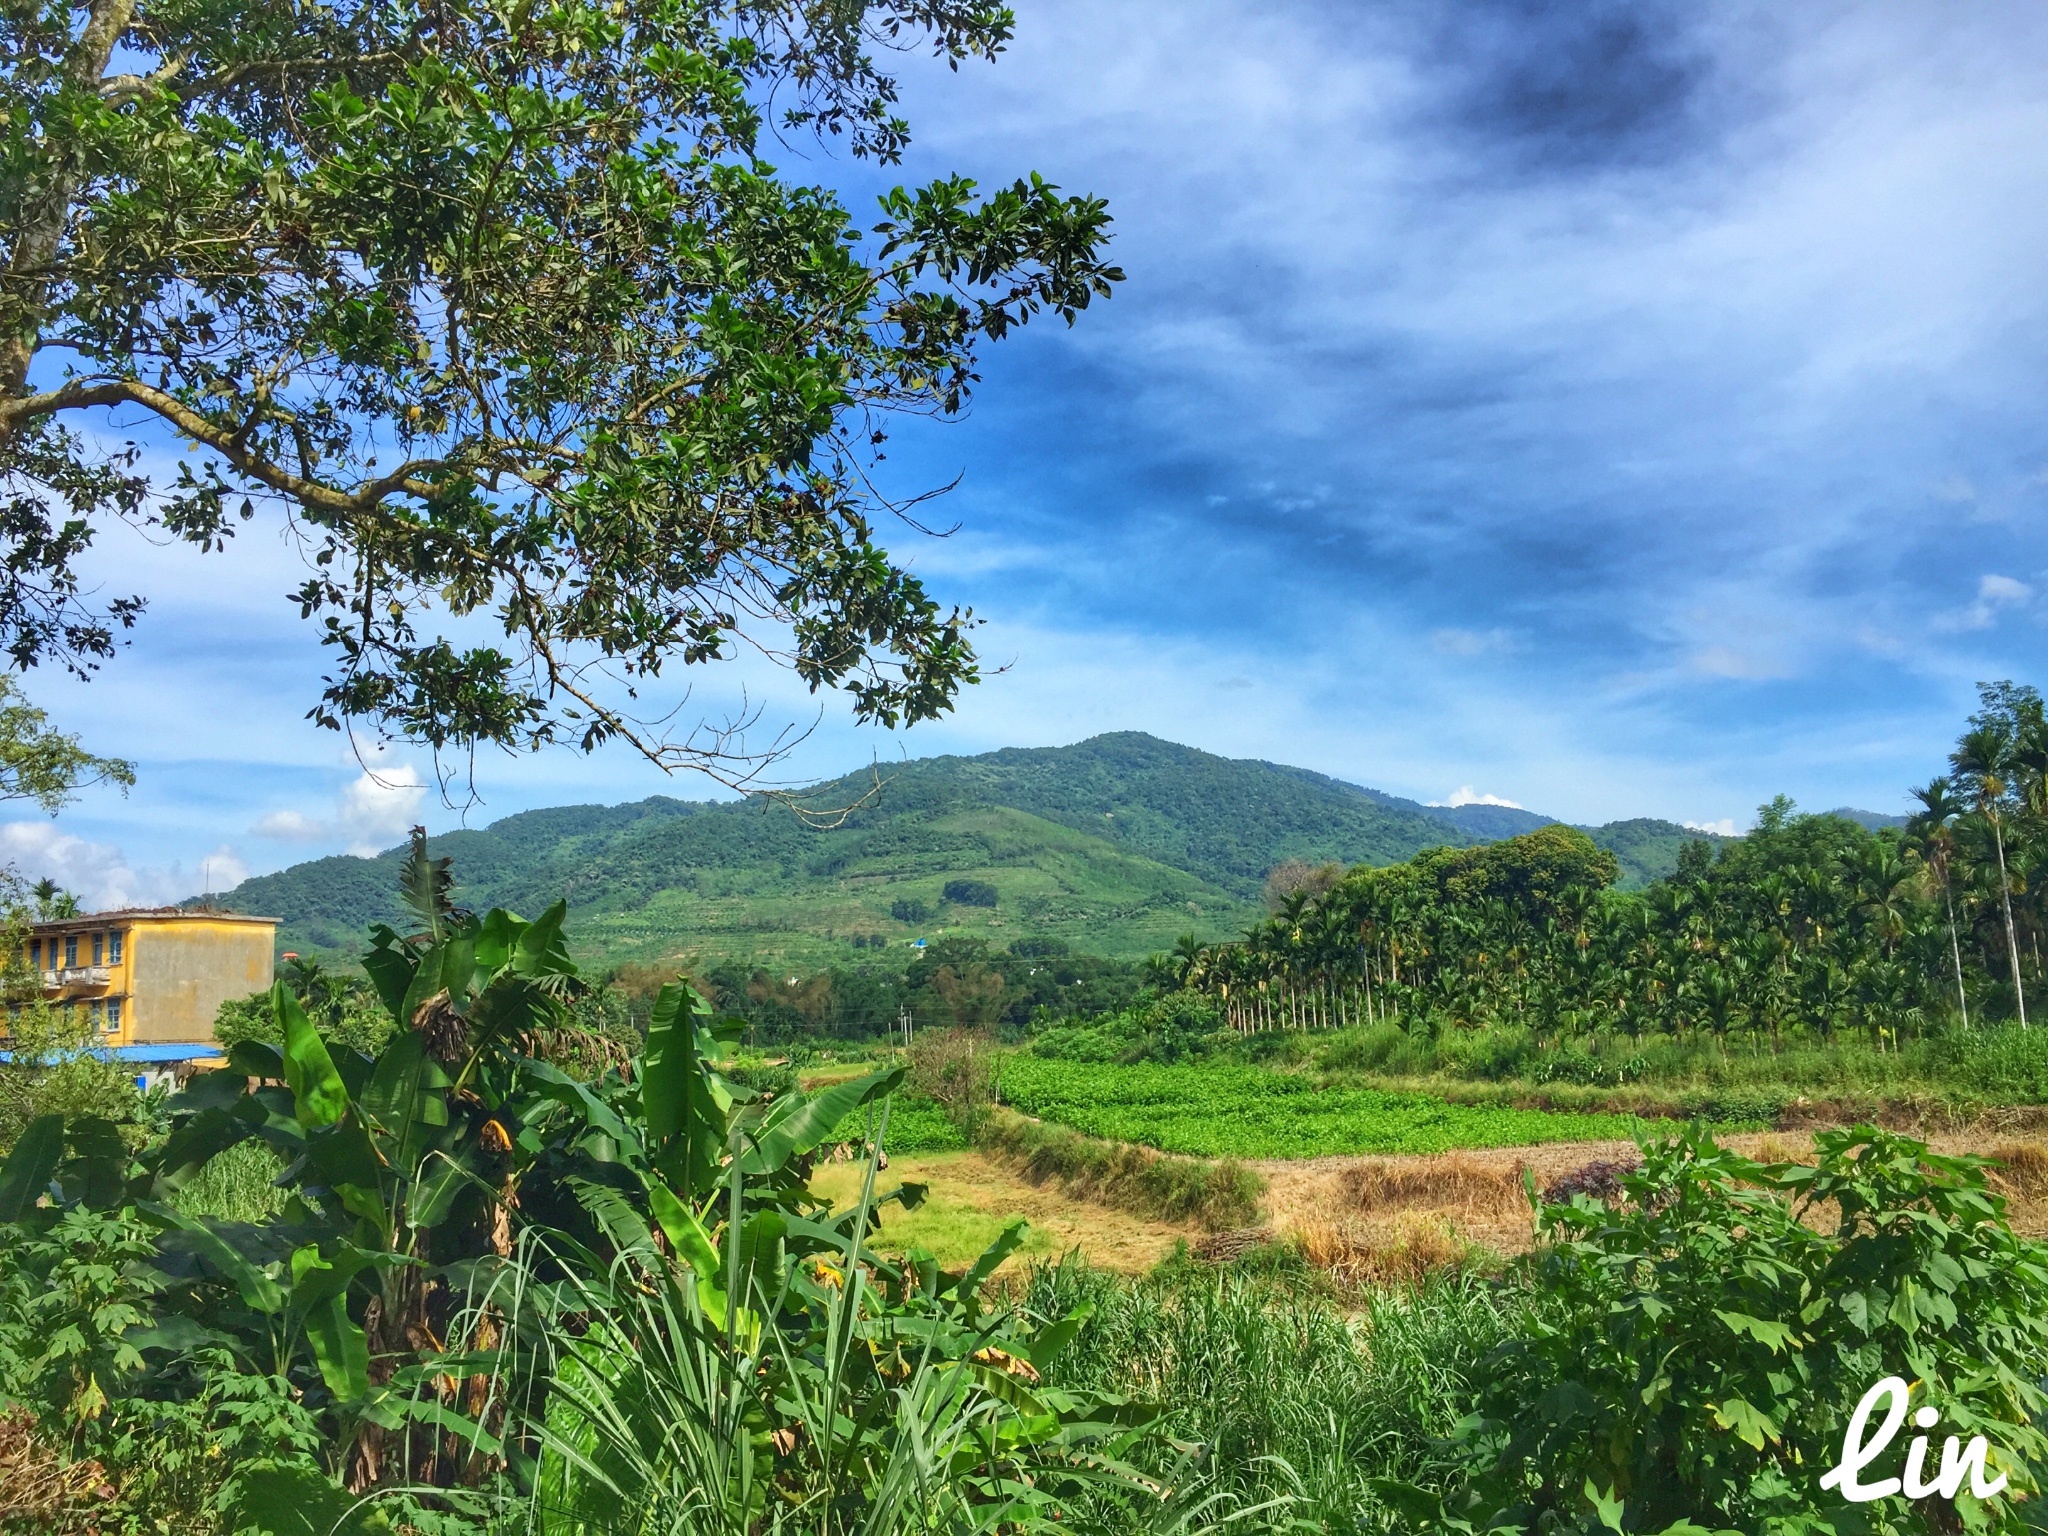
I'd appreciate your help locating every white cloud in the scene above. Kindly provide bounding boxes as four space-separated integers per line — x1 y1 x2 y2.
1938 572 2034 631
0 822 247 910
1430 785 1525 809
1685 818 1740 837
253 739 428 856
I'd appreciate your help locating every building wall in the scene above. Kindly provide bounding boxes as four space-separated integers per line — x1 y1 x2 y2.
128 921 276 1043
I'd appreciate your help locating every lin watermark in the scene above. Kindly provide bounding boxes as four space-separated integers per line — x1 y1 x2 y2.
1819 1377 2006 1503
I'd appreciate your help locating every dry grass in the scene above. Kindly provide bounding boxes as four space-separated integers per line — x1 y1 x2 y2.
1295 1212 1482 1286
1987 1142 2048 1198
0 1409 112 1530
1339 1152 1530 1221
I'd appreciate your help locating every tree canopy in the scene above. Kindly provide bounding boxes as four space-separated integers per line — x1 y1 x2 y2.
0 673 132 811
0 0 1119 785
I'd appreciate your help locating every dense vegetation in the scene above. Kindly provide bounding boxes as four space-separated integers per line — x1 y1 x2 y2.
1172 685 2048 1056
11 847 2048 1531
214 733 1728 971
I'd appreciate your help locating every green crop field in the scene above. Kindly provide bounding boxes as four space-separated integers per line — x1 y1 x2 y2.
997 1056 1684 1158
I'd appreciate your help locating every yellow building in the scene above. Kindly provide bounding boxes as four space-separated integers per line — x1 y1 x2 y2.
27 909 279 1050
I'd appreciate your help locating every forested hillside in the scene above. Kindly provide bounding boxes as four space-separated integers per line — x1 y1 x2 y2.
218 732 1729 967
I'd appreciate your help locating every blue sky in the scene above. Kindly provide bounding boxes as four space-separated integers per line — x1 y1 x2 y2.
14 0 2048 906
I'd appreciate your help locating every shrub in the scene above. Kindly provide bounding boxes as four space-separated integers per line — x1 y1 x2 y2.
1397 1126 2048 1533
890 896 932 924
942 878 999 908
1957 1025 2048 1102
1028 992 1224 1067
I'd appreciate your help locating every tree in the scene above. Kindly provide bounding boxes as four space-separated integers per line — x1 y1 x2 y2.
0 676 131 812
1953 719 2028 1027
1908 777 1970 1027
0 0 1120 788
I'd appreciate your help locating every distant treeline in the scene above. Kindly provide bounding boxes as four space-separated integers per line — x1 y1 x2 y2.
1168 682 2048 1048
617 935 1152 1044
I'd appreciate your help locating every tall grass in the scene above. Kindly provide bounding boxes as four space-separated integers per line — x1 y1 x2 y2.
168 1138 287 1223
1025 1258 1536 1533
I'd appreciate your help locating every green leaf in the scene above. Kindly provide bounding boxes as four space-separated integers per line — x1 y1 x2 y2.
472 908 522 974
1710 1395 1779 1450
1713 1310 1797 1353
0 1114 62 1220
167 1068 250 1114
277 983 351 1130
360 932 417 1023
640 981 698 1146
953 1217 1029 1301
229 1040 286 1080
740 1068 905 1175
152 1107 254 1193
1585 1479 1626 1533
510 900 572 977
61 1116 129 1209
1025 1304 1094 1375
146 1205 284 1313
299 1287 371 1401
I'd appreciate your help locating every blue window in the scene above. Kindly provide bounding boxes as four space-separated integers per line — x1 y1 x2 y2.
108 930 123 964
108 997 122 1030
63 935 77 967
91 933 103 965
27 939 37 969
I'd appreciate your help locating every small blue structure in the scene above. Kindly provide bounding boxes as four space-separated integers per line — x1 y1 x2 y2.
0 1041 226 1090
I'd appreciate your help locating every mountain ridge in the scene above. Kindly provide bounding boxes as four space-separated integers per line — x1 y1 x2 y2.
218 731 1743 970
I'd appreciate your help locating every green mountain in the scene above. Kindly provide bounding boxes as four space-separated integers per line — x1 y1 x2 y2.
220 732 1724 970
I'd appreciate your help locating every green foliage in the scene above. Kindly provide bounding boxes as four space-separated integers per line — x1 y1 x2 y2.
216 734 1723 974
1 0 1119 767
0 845 1184 1532
1408 1127 2048 1534
998 1057 1668 1160
1175 686 2048 1056
0 676 132 814
943 879 999 908
1029 991 1227 1066
1029 1260 1533 1534
213 953 395 1060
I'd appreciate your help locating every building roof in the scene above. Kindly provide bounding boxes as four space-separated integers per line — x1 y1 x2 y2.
29 908 279 934
0 1043 226 1064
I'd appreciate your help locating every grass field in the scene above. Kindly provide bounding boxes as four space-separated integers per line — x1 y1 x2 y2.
998 1056 1692 1159
807 1150 1193 1272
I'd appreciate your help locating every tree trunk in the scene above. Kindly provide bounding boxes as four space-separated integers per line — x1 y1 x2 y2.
1992 812 2029 1027
1944 880 1970 1028
0 0 139 416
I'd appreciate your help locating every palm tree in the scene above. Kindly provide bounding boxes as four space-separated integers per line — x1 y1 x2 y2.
1953 724 2027 1027
1909 777 1970 1027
